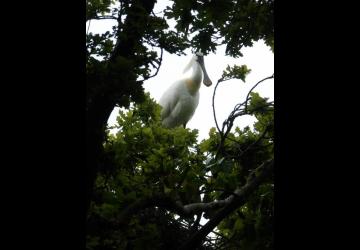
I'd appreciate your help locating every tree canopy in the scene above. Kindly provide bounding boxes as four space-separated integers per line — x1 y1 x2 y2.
86 0 274 249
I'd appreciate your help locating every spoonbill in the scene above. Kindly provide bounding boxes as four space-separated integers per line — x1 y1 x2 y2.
159 52 212 128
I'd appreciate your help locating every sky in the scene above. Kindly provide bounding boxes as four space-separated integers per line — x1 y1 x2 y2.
87 1 274 142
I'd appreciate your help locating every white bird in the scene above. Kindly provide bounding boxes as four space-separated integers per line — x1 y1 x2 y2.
159 52 213 128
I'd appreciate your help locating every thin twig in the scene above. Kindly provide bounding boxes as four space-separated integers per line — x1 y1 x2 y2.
212 74 274 160
212 78 232 135
148 48 164 79
137 48 164 82
245 74 274 112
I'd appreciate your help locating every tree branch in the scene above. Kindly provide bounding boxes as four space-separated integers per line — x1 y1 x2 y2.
178 158 274 250
115 158 273 236
138 47 164 82
212 74 274 160
86 0 156 215
109 0 156 62
116 193 231 226
212 78 232 135
245 74 274 112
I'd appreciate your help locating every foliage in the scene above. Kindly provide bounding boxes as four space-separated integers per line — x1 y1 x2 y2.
220 64 251 82
201 89 274 249
86 0 274 249
88 94 205 249
164 0 274 56
86 91 273 249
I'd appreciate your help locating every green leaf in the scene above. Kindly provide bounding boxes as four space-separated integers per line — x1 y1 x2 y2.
221 64 251 82
234 218 244 232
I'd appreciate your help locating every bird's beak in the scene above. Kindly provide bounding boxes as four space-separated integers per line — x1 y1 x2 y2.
199 60 212 87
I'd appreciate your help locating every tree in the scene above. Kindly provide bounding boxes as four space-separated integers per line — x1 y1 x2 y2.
86 0 274 249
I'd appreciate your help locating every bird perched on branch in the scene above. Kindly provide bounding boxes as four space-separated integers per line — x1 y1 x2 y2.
159 52 212 128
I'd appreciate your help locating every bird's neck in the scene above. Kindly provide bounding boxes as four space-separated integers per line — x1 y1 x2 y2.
185 61 202 95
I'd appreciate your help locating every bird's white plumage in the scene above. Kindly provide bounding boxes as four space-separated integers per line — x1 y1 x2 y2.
159 53 212 128
159 79 199 128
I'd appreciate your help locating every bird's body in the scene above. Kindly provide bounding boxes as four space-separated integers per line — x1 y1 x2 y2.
159 79 200 128
159 52 212 128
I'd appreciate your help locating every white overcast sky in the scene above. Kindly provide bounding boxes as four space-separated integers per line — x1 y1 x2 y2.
87 0 274 142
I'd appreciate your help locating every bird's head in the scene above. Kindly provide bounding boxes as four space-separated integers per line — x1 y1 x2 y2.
194 51 212 87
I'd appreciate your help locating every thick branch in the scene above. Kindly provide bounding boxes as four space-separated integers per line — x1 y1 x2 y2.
86 0 156 214
116 158 273 234
116 193 231 226
109 0 156 62
178 158 274 250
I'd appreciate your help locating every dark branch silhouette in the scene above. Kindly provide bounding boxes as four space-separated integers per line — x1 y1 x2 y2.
115 158 273 232
178 159 274 250
212 74 274 159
